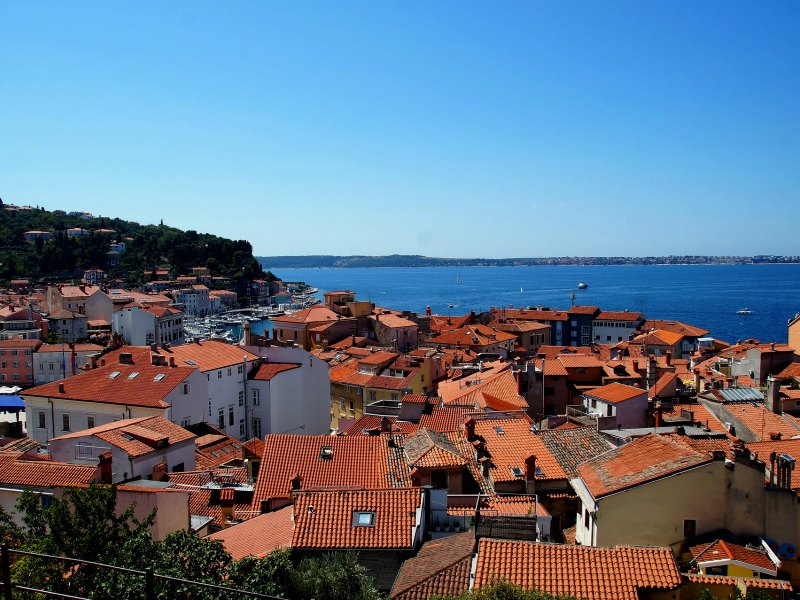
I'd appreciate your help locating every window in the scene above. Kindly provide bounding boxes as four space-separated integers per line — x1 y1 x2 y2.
62 414 70 432
39 364 44 371
172 463 185 473
218 409 225 429
369 391 376 401
352 511 375 527
13 374 19 381
12 361 18 369
339 398 345 410
182 383 191 395
237 365 243 374
238 391 244 407
12 350 18 356
38 411 46 429
252 389 260 406
607 404 613 417
683 519 697 539
228 406 234 426
582 326 590 335
87 416 95 429
217 370 222 379
26 374 31 380
293 331 298 340
227 368 232 376
584 509 590 529
252 418 262 439
40 495 54 509
349 399 354 410
239 419 245 436
208 401 212 416
182 417 191 427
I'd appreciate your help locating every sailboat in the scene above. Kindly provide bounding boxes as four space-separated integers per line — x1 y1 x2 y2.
456 274 462 284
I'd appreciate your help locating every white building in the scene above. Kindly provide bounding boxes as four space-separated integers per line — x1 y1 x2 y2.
49 416 196 480
245 344 331 437
172 285 211 317
592 310 644 344
112 305 185 347
582 382 648 429
23 356 208 444
33 343 104 385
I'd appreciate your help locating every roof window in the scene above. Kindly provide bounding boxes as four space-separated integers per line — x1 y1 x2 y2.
352 511 375 527
184 359 197 366
320 446 334 460
153 374 166 382
108 371 121 379
128 372 140 380
494 426 505 436
510 466 524 478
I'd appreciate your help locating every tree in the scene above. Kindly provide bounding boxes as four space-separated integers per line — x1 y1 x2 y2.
291 552 381 600
227 550 296 598
433 580 579 600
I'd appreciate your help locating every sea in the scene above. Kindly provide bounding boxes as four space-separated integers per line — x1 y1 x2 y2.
261 264 800 344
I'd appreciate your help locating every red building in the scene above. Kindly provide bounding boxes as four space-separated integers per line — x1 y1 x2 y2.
0 338 42 387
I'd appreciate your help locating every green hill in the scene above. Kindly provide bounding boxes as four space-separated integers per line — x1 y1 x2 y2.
0 203 276 292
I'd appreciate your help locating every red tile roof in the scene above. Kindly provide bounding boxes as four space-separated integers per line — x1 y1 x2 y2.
208 506 294 560
689 539 777 574
52 416 194 458
426 324 517 348
195 431 246 470
23 363 195 408
0 453 98 487
577 434 711 499
473 417 567 482
390 532 475 600
595 311 644 322
642 319 709 338
162 341 259 372
249 362 301 381
439 368 527 410
473 539 681 599
685 573 791 591
251 435 410 507
584 382 646 404
291 488 422 549
272 306 340 324
167 468 254 527
723 403 800 441
404 428 467 469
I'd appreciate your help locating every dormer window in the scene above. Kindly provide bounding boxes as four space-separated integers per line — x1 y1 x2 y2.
352 511 375 527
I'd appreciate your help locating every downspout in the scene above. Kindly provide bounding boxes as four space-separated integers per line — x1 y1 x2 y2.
49 399 55 440
242 356 249 440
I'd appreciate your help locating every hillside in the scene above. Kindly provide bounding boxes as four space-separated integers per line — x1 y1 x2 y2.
0 203 276 289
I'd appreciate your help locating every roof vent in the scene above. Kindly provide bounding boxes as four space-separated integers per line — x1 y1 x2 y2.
320 446 334 460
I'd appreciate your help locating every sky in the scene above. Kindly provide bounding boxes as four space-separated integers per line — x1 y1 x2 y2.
2 2 799 258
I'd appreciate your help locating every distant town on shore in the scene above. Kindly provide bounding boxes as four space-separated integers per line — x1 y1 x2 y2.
258 254 800 269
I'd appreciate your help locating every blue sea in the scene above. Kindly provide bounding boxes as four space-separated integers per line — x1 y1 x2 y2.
265 265 800 344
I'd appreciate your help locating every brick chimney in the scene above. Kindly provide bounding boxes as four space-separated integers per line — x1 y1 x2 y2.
99 451 113 483
220 488 235 526
380 416 391 434
524 455 537 494
665 351 671 366
151 461 167 481
464 418 476 441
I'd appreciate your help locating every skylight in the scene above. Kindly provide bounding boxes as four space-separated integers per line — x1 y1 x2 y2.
494 426 505 435
108 371 121 379
153 374 166 382
184 360 197 366
510 466 524 478
127 372 140 380
352 511 375 527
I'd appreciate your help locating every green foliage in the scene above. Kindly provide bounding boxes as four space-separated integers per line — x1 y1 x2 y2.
7 485 382 600
291 552 382 600
0 207 276 289
697 588 717 600
433 580 579 600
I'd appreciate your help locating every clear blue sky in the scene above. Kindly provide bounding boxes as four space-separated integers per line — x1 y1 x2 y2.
2 2 798 258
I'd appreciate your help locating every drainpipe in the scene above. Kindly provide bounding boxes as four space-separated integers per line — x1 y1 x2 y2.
242 356 249 440
49 399 55 440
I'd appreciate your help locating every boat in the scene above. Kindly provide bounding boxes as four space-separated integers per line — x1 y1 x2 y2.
578 282 588 289
736 308 754 315
456 275 462 284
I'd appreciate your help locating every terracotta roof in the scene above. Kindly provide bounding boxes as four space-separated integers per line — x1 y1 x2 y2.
495 308 569 322
723 403 800 441
371 314 417 328
23 363 195 408
251 435 409 507
249 362 301 381
661 402 725 431
36 343 103 353
359 351 400 366
635 329 685 347
390 532 475 600
195 432 245 470
429 314 472 333
241 437 264 458
167 468 254 527
0 338 41 348
272 306 340 324
344 415 421 436
577 434 712 499
404 428 467 469
642 319 709 338
557 354 605 369
595 311 644 322
419 406 475 432
650 372 679 399
567 306 600 315
685 573 791 591
473 417 567 482
52 416 195 457
208 506 294 560
426 324 517 347
538 427 612 478
473 538 681 599
487 319 551 335
689 539 777 574
0 453 98 487
439 368 527 410
775 362 800 380
490 495 551 517
53 284 102 298
162 341 259 372
292 488 422 549
584 382 646 404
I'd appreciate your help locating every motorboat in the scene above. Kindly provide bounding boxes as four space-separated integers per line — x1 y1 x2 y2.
578 282 588 289
736 308 754 315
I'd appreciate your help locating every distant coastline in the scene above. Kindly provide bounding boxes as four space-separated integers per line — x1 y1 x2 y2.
258 254 800 269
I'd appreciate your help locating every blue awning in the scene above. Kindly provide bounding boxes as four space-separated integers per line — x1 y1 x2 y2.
0 396 25 411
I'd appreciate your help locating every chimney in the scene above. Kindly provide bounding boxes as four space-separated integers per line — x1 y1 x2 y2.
151 461 167 481
150 343 158 352
479 456 491 477
169 356 176 368
380 416 391 434
771 343 776 351
99 451 113 483
524 455 537 495
119 352 133 365
220 488 235 526
765 376 782 414
58 382 65 394
465 418 476 441
665 351 671 366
